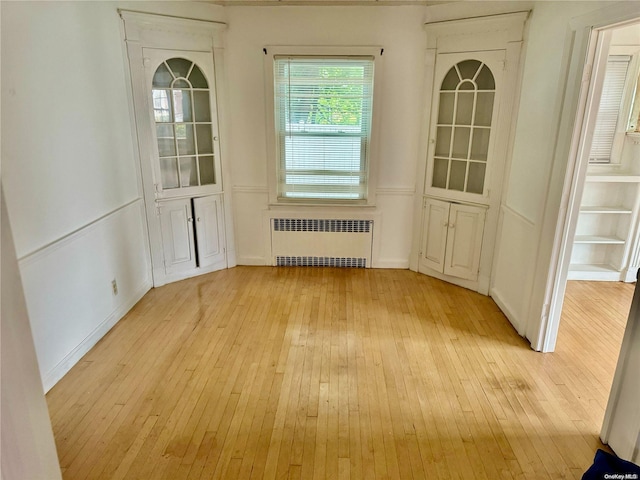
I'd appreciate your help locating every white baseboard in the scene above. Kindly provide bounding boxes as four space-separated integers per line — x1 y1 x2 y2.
42 276 152 393
372 259 410 269
237 256 268 266
490 287 526 337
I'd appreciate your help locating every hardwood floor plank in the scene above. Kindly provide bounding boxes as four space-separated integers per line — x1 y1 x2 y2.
46 269 632 480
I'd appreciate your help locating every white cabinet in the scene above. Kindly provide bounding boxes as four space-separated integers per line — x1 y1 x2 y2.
159 198 196 274
193 195 225 269
420 198 486 282
159 194 226 277
569 174 640 281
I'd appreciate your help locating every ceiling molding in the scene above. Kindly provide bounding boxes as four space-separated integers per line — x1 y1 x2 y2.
201 0 450 6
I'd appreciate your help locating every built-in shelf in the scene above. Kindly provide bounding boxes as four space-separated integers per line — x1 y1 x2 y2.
569 263 618 273
573 235 626 244
567 263 622 281
579 206 633 214
585 174 640 182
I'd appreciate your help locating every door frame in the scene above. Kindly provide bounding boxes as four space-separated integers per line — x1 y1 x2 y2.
119 10 236 287
531 4 640 353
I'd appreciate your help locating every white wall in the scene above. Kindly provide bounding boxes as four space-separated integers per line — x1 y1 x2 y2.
224 6 425 267
0 1 225 390
490 1 612 337
1 188 62 480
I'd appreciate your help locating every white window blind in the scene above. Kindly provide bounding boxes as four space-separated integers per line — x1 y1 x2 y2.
274 56 374 200
589 55 631 163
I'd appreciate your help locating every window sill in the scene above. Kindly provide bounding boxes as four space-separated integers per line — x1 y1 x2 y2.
269 202 377 209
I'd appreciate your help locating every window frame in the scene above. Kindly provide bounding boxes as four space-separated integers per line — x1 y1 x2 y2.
264 46 383 207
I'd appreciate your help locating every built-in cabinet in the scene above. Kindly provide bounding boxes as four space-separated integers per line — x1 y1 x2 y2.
159 194 226 275
413 12 527 294
121 12 231 286
420 198 486 281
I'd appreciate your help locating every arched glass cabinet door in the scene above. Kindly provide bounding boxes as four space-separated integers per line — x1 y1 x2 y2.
429 57 498 199
144 49 222 198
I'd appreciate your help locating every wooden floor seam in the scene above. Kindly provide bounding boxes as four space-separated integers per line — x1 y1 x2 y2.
46 267 633 480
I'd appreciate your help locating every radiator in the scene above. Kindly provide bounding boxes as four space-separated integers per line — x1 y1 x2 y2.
271 218 373 268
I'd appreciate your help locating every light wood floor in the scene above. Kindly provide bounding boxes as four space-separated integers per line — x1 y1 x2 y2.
46 268 634 480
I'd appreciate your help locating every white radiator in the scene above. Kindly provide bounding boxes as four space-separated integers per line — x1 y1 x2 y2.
271 218 373 268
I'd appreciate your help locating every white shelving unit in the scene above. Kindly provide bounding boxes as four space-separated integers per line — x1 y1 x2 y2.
568 172 640 280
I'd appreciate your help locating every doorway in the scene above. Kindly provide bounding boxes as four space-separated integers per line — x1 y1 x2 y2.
556 20 640 350
539 16 640 353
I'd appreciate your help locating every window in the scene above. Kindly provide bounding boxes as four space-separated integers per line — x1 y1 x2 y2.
271 54 376 203
589 55 631 163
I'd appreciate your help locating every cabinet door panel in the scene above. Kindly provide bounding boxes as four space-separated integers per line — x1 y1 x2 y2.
193 195 226 269
159 198 196 274
444 203 485 281
420 198 450 273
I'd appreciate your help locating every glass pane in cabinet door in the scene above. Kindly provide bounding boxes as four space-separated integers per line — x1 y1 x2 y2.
467 162 485 194
193 91 211 122
152 63 173 88
160 157 179 189
179 157 198 187
432 158 448 188
173 79 190 89
199 156 215 185
156 124 176 157
176 124 196 155
452 127 470 159
172 90 192 122
152 90 172 122
435 127 452 157
476 65 495 90
470 128 490 161
438 93 455 125
196 124 213 154
166 58 193 80
455 92 474 125
189 66 208 88
441 67 460 90
449 160 466 191
475 92 494 126
458 60 482 80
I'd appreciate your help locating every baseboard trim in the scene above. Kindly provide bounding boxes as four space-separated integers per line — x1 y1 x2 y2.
372 259 410 269
42 276 153 393
237 256 268 266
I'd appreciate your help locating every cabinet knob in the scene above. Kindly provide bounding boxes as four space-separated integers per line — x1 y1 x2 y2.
188 217 193 223
449 223 455 228
197 217 201 222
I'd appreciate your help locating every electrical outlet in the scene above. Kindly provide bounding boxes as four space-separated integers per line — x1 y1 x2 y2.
111 279 118 296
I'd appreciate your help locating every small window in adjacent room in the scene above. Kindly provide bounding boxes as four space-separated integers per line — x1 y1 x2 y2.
589 55 632 163
270 54 377 203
